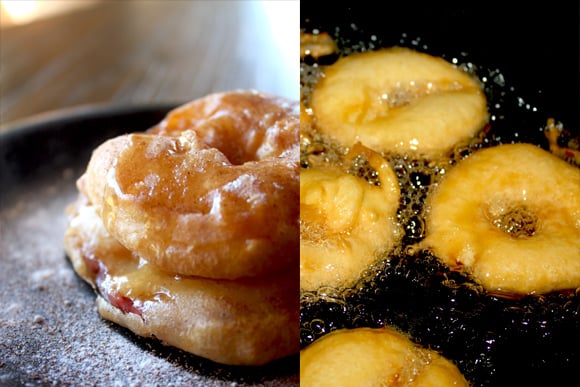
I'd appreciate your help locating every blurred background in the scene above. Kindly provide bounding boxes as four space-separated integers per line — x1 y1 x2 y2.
0 0 298 127
0 0 98 26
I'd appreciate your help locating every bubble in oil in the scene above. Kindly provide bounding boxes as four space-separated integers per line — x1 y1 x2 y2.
346 153 380 186
300 62 322 105
387 154 453 246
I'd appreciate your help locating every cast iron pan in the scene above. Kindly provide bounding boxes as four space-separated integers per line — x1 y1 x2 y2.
0 104 299 386
300 4 579 387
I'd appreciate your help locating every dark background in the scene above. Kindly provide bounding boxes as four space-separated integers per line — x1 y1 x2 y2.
302 3 580 133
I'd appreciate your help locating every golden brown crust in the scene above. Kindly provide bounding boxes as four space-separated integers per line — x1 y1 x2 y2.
421 143 580 295
65 198 299 366
64 90 300 366
300 144 401 291
149 89 299 163
310 47 488 158
79 90 299 279
300 327 469 386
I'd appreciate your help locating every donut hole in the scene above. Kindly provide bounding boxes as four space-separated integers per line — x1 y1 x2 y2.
485 203 538 239
492 207 538 239
192 118 259 166
151 91 300 166
380 81 465 110
355 84 419 121
384 84 419 107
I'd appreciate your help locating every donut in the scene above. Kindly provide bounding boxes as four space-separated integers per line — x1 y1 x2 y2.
300 30 338 60
421 143 580 295
79 90 299 279
64 197 299 366
300 143 401 291
300 327 469 386
309 47 489 158
149 90 299 163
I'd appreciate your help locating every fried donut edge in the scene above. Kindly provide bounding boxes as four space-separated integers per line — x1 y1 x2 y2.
79 90 300 279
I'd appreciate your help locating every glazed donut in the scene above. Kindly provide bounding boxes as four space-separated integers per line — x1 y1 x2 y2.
300 143 401 291
421 143 580 295
79 90 299 279
310 47 489 158
300 327 469 386
149 90 299 163
64 198 298 366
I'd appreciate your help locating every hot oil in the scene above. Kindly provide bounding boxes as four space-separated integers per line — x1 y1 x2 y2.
300 25 580 387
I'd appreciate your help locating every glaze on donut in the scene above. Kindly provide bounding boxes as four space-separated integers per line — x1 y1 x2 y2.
64 197 299 366
300 143 401 291
79 90 299 279
149 90 299 163
310 47 489 158
300 327 469 386
421 143 580 295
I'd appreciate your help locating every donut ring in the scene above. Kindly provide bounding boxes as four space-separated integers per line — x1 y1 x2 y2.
64 198 299 366
79 90 299 279
149 90 299 163
300 327 469 386
421 143 580 295
300 143 401 291
310 47 489 158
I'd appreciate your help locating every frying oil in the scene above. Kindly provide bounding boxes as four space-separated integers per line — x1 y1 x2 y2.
300 25 580 387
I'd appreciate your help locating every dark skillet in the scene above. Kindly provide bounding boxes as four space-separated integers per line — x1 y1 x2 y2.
300 4 579 387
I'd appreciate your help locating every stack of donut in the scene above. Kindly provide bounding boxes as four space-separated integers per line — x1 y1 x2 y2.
64 90 300 366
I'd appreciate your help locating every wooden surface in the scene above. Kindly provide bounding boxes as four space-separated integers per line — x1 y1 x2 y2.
0 0 298 128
